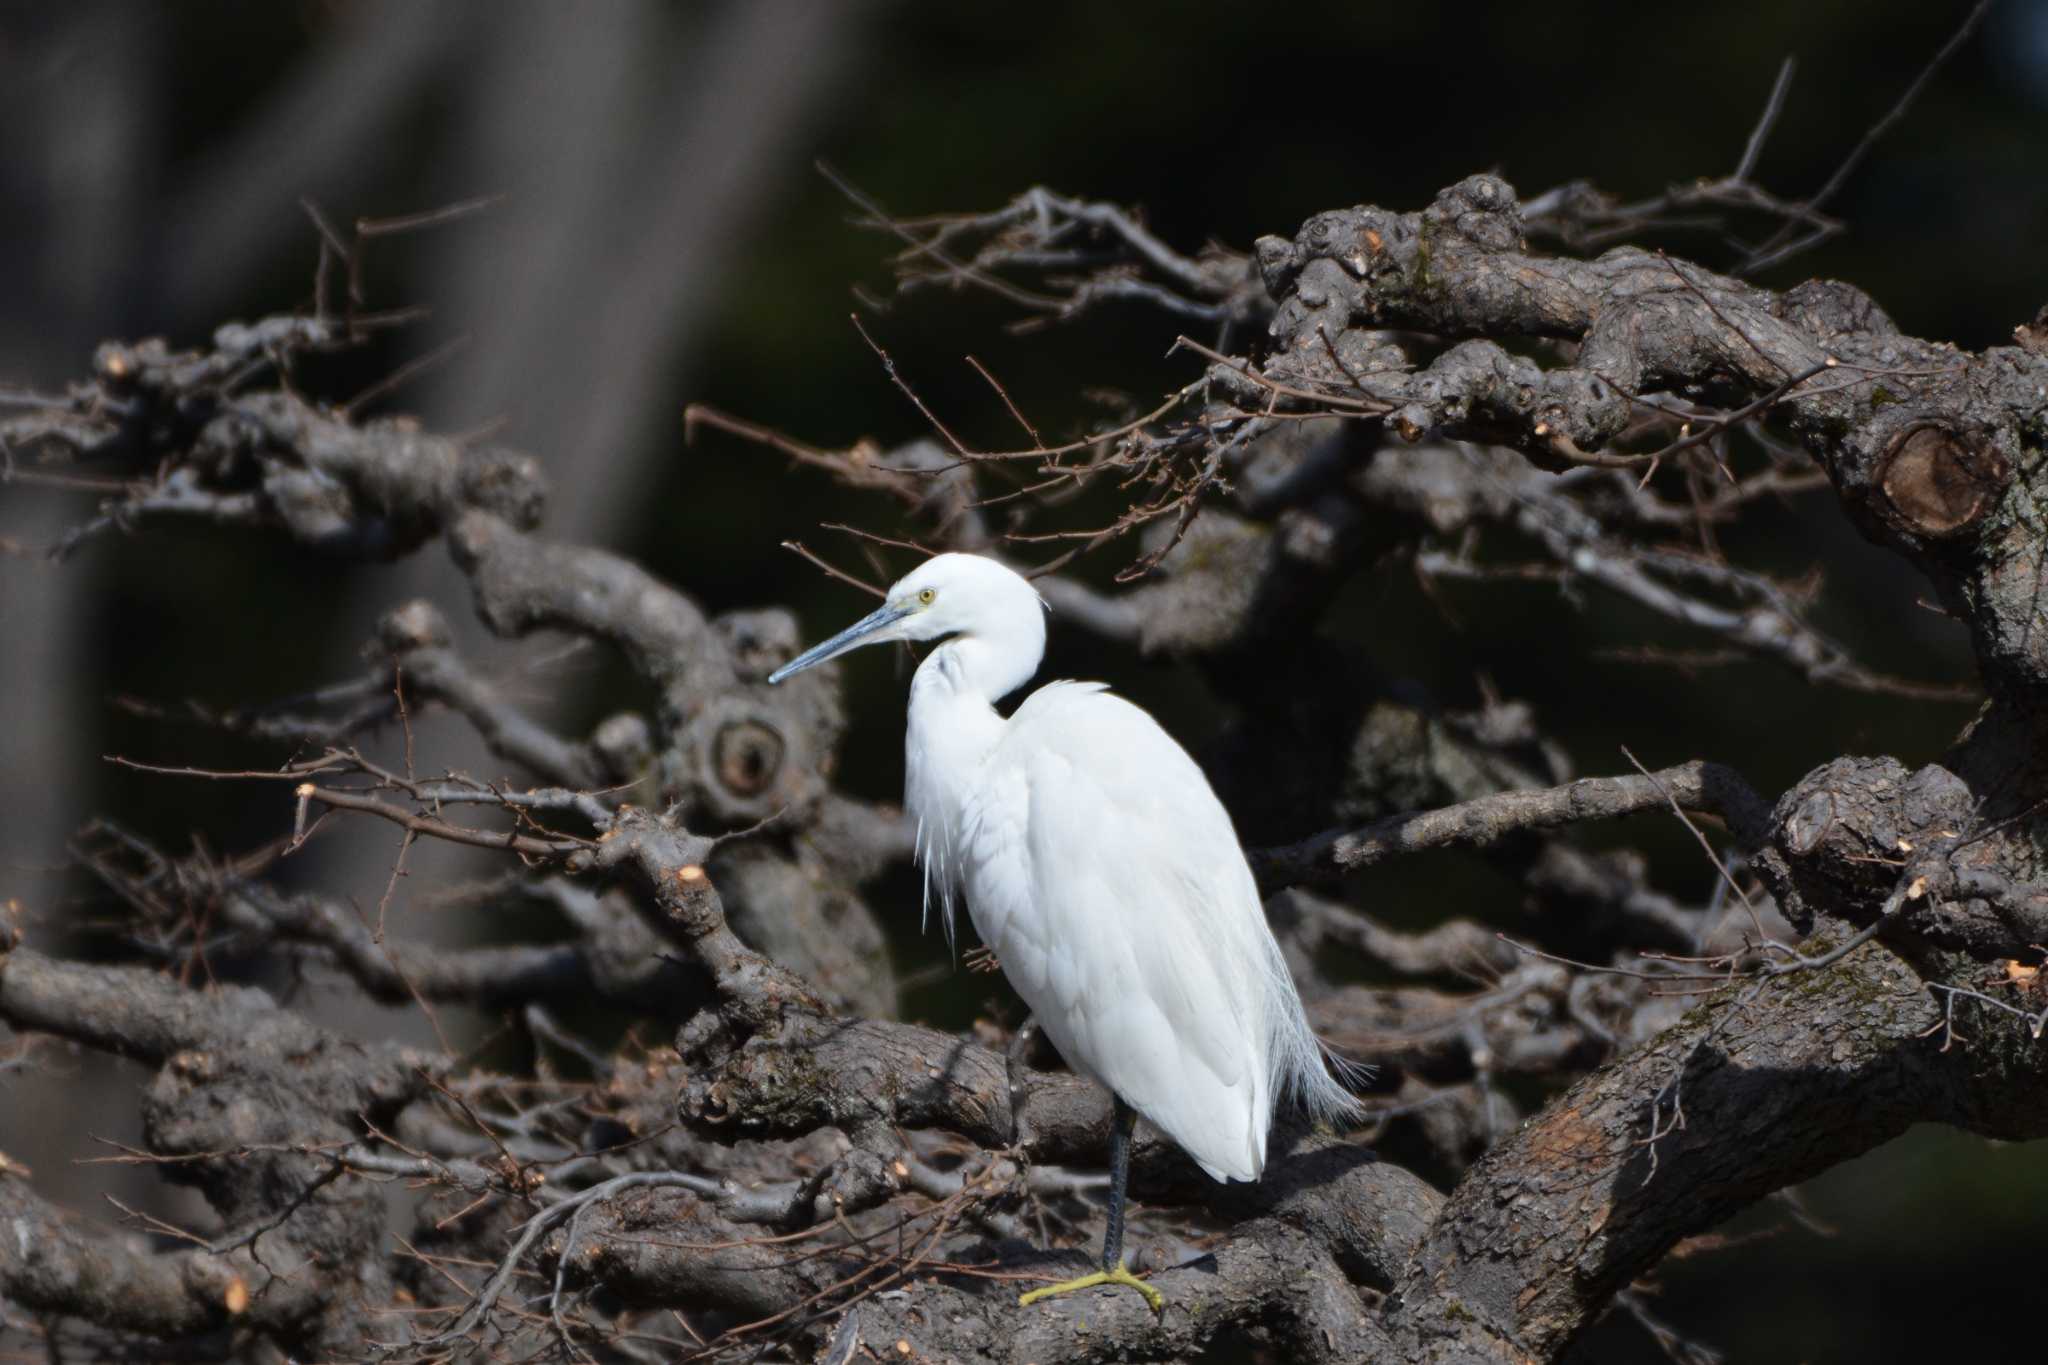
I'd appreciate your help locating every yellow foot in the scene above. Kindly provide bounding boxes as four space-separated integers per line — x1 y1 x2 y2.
1018 1261 1163 1314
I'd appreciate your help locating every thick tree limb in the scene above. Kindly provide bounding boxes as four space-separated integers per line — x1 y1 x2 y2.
1251 760 1771 890
0 947 435 1355
10 162 2048 1365
0 1175 261 1340
1246 174 2048 695
1376 928 2048 1360
552 1186 1392 1364
5 324 548 560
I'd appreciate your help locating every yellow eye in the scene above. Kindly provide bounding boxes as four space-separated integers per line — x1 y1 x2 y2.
917 588 936 605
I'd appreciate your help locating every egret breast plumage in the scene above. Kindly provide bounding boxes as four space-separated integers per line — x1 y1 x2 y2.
769 551 1358 1310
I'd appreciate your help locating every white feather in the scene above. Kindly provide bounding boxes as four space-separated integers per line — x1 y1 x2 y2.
884 555 1360 1182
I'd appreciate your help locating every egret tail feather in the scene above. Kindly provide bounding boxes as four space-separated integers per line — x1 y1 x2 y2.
1257 921 1369 1129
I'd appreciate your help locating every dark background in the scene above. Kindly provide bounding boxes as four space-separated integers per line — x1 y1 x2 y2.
2 2 2043 1359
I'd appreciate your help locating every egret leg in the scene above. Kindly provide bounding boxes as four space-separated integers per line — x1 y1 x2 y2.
1018 1097 1163 1314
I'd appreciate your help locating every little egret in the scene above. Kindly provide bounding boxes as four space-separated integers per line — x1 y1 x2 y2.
768 552 1359 1311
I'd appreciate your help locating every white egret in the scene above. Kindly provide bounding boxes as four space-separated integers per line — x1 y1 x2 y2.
768 552 1359 1311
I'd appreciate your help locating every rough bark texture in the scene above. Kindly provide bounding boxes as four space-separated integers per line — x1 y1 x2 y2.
5 171 2047 1363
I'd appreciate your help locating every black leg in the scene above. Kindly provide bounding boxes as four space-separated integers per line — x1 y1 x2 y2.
1100 1096 1136 1272
1018 1093 1162 1311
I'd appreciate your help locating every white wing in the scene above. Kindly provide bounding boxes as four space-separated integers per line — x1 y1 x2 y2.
959 682 1275 1182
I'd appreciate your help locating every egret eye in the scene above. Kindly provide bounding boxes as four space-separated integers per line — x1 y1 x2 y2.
917 588 936 605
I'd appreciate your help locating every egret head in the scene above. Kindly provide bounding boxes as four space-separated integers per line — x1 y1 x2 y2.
768 553 1045 685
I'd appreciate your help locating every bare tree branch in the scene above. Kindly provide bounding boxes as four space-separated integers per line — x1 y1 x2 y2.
1252 760 1770 890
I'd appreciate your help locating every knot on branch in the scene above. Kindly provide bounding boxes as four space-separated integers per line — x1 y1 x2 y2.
1255 202 1420 304
1877 421 2010 540
1423 173 1527 251
713 718 784 797
1772 756 1967 882
1758 756 2047 957
669 692 807 821
1239 174 2048 702
447 515 853 824
1254 175 1528 387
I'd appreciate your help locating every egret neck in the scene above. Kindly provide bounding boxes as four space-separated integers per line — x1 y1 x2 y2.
905 612 1044 941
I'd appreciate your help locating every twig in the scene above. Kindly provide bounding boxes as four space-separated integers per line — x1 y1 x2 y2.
1742 1 1992 273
